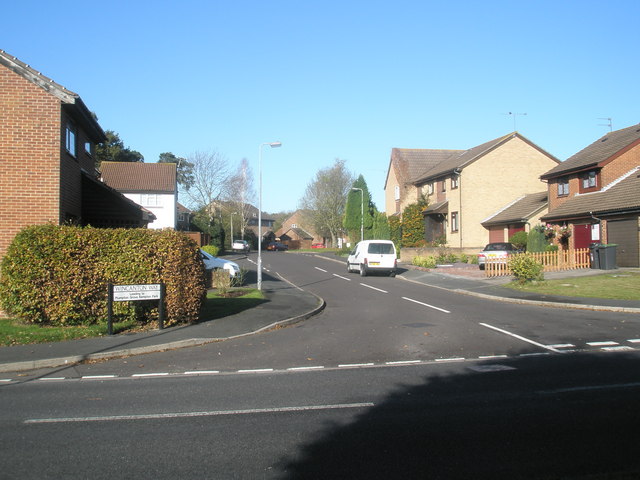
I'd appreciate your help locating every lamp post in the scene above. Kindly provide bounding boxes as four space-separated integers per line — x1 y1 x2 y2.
351 187 364 243
257 141 282 290
230 212 237 246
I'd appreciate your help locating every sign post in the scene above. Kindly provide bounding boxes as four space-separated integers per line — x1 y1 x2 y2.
107 283 165 335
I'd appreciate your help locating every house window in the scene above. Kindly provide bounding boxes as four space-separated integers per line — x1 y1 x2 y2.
451 212 459 232
557 177 569 196
84 141 92 156
451 176 459 189
291 223 297 228
141 194 162 207
428 183 434 195
394 185 400 201
65 122 76 157
441 180 446 192
582 171 597 189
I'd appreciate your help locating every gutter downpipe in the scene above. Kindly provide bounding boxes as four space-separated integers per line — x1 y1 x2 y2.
455 168 462 250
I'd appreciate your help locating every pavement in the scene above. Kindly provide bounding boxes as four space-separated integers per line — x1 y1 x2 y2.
1 255 638 373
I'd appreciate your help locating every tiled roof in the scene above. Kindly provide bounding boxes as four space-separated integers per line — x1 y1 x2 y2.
100 162 177 193
482 192 548 226
388 148 462 186
541 124 640 179
542 167 640 221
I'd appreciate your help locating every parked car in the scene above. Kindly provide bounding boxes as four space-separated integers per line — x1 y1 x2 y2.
200 249 240 277
267 242 288 251
347 240 397 277
477 242 519 270
311 243 326 249
232 239 250 253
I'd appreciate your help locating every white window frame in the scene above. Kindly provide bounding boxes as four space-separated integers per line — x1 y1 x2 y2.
65 122 76 157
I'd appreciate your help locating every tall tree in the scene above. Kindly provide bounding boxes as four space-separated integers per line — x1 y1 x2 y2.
299 159 354 247
222 158 256 240
95 130 143 168
343 175 374 242
158 152 195 190
181 150 231 242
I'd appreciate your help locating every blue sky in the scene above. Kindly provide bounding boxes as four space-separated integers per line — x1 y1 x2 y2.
3 1 639 213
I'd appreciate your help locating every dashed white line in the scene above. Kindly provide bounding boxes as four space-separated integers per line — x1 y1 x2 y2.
132 373 169 378
314 267 328 273
402 297 451 313
628 339 640 344
339 363 374 368
547 344 575 349
587 341 619 347
81 375 116 380
435 357 465 363
184 370 220 375
238 369 274 373
287 366 325 371
333 274 351 281
385 360 421 365
360 283 388 293
24 403 376 424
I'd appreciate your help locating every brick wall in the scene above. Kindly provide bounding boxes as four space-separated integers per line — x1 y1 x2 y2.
0 62 62 259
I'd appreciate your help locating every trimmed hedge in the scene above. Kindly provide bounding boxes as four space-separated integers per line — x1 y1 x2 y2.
0 225 206 326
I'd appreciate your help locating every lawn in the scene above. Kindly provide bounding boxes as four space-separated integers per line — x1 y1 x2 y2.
0 288 264 346
504 270 640 301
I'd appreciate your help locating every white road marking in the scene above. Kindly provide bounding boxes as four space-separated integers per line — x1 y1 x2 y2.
339 363 374 368
132 373 169 378
360 283 388 293
314 267 328 273
539 382 640 395
333 274 351 281
602 346 635 352
184 371 220 375
480 323 564 353
81 375 116 380
587 341 619 347
628 339 640 344
24 403 376 424
287 366 325 371
435 357 465 362
238 369 274 373
38 377 65 381
385 360 421 365
547 344 575 349
402 297 451 313
478 355 508 359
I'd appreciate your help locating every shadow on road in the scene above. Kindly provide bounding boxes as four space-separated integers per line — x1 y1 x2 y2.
277 352 640 479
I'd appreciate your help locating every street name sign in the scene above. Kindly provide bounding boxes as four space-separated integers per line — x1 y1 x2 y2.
113 284 162 302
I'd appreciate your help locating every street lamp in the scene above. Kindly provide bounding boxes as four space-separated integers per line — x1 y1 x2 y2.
230 212 238 246
257 141 282 291
351 187 364 243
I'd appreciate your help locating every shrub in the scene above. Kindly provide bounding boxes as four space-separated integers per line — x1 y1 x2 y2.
0 225 206 326
509 231 528 251
508 254 544 284
412 255 437 269
202 244 220 257
527 225 549 252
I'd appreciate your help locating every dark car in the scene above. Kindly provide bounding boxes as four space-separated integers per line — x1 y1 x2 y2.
267 242 288 251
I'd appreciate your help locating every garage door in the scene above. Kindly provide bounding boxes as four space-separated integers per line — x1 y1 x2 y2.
607 218 639 267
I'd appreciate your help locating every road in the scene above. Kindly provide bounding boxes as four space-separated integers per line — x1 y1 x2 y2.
2 252 640 478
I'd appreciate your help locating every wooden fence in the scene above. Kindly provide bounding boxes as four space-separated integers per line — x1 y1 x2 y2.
485 248 591 277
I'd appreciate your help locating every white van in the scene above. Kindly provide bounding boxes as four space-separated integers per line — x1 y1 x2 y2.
346 240 397 277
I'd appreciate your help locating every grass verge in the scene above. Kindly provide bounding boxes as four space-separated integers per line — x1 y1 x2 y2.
0 288 264 346
503 270 640 301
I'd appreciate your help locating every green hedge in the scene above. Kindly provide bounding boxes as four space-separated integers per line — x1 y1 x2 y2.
0 225 206 326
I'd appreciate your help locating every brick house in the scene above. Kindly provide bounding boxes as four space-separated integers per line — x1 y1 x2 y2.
540 124 640 267
100 162 178 229
481 191 549 243
385 133 560 250
0 49 152 261
275 210 324 249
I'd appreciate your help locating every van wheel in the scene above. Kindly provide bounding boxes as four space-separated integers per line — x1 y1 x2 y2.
390 271 396 277
359 264 367 277
346 262 352 273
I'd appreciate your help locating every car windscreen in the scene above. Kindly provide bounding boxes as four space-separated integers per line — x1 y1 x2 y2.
367 243 394 254
484 243 513 251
